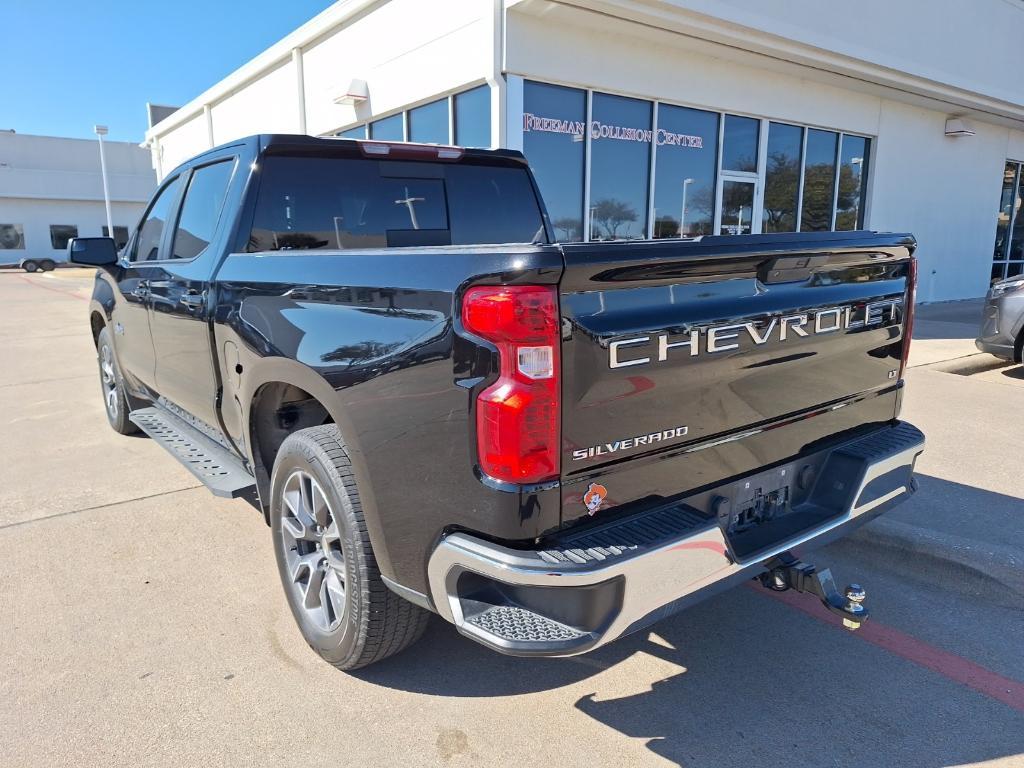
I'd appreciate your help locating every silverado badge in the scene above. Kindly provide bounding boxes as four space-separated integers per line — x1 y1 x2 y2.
583 483 608 515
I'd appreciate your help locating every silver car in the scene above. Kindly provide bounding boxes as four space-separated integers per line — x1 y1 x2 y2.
976 276 1024 362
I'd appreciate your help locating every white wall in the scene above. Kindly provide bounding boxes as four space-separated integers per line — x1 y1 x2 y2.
505 6 881 135
303 0 493 135
156 112 212 177
149 0 496 175
0 198 145 265
0 133 155 203
650 0 1024 110
211 58 301 144
0 132 155 265
868 101 1009 302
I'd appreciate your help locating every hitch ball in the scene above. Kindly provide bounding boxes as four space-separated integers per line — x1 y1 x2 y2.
842 584 866 630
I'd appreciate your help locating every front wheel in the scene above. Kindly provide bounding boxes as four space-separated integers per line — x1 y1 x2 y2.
39 259 56 271
270 425 430 670
96 327 139 435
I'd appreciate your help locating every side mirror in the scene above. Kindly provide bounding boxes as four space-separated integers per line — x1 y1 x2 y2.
68 237 118 266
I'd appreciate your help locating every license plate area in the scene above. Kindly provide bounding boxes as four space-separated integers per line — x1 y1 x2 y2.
679 451 844 563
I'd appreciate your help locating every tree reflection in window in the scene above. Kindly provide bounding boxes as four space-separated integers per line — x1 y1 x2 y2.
801 129 838 232
763 122 802 233
589 92 651 240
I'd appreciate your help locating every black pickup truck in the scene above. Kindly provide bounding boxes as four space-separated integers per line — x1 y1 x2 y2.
69 135 924 670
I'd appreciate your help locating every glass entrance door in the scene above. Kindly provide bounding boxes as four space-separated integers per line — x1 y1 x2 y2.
716 176 760 235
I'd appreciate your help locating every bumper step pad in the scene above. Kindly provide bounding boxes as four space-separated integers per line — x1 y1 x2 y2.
465 606 586 644
129 407 255 499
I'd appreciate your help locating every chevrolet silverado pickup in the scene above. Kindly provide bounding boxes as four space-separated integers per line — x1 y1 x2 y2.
69 134 924 670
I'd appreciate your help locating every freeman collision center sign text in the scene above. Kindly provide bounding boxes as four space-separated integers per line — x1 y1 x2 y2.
523 113 703 148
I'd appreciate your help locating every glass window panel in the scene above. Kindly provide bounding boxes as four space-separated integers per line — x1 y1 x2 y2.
1008 262 1024 277
720 180 755 235
652 104 718 237
49 225 78 250
589 92 651 241
993 162 1017 261
102 225 130 249
408 98 449 144
369 113 404 141
992 262 1007 282
836 135 869 231
0 224 26 249
337 125 366 139
171 160 234 260
722 115 759 172
247 156 545 251
800 129 838 232
445 163 546 245
1008 165 1024 261
522 81 586 242
454 85 491 148
763 122 802 233
132 176 182 261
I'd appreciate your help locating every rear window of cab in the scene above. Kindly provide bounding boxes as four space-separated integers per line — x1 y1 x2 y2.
248 156 548 251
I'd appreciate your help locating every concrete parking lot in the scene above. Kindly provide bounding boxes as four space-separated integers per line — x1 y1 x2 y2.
1 270 1022 768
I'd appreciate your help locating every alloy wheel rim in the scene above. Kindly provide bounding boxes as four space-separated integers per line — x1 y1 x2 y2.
280 469 347 632
99 344 118 418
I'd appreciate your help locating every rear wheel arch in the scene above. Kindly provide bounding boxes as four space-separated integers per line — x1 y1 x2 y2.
245 371 397 585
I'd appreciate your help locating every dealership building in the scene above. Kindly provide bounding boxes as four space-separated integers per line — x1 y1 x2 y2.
0 132 155 266
144 0 1024 303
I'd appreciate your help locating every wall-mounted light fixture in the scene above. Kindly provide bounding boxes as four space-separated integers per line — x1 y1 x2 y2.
944 117 975 137
334 79 369 106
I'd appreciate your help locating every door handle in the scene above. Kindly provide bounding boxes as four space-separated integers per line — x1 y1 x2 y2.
179 291 206 309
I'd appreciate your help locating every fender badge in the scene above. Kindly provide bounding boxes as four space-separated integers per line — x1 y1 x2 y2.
583 483 608 516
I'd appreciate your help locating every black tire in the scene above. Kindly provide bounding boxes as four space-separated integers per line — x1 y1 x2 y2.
270 425 430 670
40 259 56 271
22 260 38 273
96 326 139 435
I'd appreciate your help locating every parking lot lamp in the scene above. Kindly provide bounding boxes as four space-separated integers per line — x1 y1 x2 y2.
94 125 114 242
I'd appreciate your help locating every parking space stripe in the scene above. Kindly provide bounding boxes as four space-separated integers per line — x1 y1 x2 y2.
753 584 1024 714
17 274 89 301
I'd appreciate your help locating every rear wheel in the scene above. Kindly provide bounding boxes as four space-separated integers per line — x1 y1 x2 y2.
22 260 38 273
96 327 139 435
270 425 430 670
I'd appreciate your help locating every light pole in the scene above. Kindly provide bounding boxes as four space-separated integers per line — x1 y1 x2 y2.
679 178 694 236
94 125 114 241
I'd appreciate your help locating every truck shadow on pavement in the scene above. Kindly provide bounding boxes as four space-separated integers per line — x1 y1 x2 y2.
354 473 1024 767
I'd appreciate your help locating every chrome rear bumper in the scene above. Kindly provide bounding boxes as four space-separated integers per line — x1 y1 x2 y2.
427 422 925 656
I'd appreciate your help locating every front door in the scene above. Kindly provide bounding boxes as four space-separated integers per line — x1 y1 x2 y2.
715 174 762 235
110 174 184 393
147 157 237 431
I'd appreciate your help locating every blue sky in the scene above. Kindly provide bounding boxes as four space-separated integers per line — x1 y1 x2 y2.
5 0 333 143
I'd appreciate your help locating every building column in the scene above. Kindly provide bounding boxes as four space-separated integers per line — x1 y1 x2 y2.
203 104 214 148
292 48 307 135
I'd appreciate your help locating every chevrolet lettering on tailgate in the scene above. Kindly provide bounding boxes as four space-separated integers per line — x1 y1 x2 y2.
608 299 903 369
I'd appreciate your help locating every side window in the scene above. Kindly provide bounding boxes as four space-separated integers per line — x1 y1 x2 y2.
131 176 182 262
170 160 235 260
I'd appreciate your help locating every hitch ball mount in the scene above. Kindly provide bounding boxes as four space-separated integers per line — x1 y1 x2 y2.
759 551 868 630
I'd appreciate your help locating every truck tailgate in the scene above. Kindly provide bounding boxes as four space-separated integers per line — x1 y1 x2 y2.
558 232 915 528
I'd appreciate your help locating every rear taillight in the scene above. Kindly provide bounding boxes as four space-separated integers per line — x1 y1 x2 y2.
899 255 917 379
461 285 560 485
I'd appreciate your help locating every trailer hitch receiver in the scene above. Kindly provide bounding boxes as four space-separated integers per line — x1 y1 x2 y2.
760 551 869 630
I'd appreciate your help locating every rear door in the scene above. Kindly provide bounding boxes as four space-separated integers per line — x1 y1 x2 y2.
147 155 237 431
557 232 914 526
